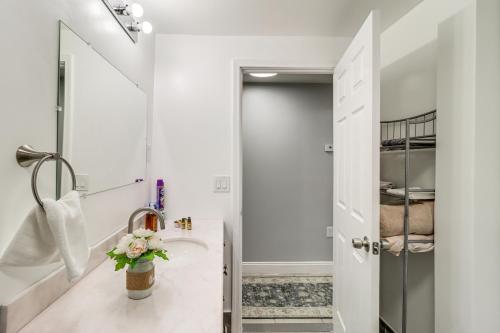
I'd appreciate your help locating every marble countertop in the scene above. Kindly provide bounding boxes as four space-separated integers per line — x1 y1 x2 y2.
19 219 224 333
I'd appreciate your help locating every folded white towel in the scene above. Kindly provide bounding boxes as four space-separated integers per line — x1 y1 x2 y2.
384 234 434 256
380 180 394 189
0 191 90 282
386 187 435 200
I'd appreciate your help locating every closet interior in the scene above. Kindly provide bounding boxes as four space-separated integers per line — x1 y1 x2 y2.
379 41 437 333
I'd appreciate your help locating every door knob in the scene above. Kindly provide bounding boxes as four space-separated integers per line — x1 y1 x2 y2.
352 236 370 252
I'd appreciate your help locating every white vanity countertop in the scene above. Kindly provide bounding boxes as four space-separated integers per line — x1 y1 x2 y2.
19 219 224 333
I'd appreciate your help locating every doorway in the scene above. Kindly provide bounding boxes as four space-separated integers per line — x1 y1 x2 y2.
239 70 334 332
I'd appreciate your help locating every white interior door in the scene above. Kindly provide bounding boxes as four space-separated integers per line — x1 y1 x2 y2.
333 11 380 333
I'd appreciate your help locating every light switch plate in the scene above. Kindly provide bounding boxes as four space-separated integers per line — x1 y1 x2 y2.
326 226 333 238
75 174 89 192
214 175 230 193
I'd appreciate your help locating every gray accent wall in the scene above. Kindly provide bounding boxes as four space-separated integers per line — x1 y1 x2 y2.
242 83 333 262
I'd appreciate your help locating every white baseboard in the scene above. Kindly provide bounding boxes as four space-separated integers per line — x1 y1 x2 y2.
242 261 333 275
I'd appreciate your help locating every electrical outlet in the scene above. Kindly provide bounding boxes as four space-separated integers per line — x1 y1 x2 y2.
326 226 333 238
214 175 230 193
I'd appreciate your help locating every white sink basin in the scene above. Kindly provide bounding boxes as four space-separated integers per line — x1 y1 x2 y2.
162 237 208 267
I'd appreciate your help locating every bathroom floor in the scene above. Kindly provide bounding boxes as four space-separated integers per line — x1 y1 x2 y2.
242 275 333 332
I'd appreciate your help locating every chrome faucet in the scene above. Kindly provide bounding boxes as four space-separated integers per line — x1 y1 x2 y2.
128 208 165 233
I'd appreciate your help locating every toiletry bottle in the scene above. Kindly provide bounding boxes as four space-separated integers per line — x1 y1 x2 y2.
145 202 158 231
186 217 192 230
156 179 165 217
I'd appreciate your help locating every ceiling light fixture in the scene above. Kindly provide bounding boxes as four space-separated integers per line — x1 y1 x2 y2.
106 0 152 42
128 3 144 18
127 21 153 34
141 21 153 34
249 73 278 78
114 3 143 17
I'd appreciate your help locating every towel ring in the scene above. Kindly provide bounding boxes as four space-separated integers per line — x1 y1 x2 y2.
16 145 77 209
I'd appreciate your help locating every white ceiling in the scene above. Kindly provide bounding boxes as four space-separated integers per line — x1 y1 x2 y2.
139 0 423 36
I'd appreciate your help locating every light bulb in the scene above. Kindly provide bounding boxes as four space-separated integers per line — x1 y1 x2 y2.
142 21 153 34
249 73 278 78
128 3 144 18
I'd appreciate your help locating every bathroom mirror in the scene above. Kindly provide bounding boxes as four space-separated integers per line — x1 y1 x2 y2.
57 22 147 196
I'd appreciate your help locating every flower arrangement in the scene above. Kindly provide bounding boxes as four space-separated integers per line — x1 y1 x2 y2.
107 228 168 271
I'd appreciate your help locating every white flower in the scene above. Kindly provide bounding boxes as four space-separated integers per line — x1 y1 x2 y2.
148 236 166 251
133 228 155 238
125 238 148 259
114 234 134 254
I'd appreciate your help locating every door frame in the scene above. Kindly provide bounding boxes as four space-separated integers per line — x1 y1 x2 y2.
231 60 335 332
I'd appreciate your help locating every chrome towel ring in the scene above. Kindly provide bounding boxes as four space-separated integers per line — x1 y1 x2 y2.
16 145 77 209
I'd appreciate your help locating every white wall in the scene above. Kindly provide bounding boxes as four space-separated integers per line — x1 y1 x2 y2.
152 34 350 310
242 83 333 262
472 0 500 329
0 0 155 304
436 0 500 331
380 41 437 190
435 5 476 332
381 0 473 68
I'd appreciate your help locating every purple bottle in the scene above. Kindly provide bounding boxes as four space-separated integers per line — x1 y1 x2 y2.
156 179 165 216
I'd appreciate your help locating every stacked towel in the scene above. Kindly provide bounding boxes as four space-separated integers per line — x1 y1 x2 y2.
0 191 89 282
380 201 434 237
386 187 435 200
380 180 394 190
384 235 434 256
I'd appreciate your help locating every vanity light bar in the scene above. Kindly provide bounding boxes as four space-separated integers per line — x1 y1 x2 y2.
113 2 153 34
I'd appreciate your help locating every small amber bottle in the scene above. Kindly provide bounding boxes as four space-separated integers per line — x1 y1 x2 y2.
145 213 158 232
186 217 192 230
180 218 187 230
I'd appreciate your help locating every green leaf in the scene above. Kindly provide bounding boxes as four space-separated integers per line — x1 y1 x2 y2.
115 261 126 271
113 255 131 271
142 251 155 261
154 250 169 261
129 258 138 269
106 248 117 258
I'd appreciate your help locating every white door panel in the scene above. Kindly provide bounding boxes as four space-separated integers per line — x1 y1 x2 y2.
333 11 380 333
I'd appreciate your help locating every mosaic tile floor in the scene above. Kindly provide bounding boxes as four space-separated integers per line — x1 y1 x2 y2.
242 275 333 319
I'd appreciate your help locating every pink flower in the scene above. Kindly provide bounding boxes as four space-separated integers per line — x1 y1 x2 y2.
126 238 148 259
114 234 134 254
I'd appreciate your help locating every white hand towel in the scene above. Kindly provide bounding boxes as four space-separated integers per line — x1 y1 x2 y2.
0 191 90 282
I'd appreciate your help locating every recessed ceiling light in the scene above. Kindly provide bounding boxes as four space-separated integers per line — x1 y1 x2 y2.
249 73 278 78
